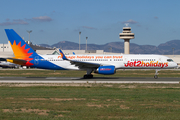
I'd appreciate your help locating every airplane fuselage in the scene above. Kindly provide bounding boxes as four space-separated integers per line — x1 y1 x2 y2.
30 54 177 70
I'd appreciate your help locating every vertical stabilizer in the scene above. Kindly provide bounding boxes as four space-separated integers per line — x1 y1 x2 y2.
5 29 38 60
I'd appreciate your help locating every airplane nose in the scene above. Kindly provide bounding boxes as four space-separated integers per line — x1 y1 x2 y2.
176 63 179 68
170 62 178 68
174 62 178 68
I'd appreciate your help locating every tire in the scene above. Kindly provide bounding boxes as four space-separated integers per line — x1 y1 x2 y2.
154 75 158 79
84 75 88 79
83 74 93 79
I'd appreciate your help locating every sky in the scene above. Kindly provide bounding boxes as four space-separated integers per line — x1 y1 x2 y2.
0 0 180 46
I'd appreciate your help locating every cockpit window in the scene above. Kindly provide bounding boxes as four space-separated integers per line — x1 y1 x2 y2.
167 59 173 62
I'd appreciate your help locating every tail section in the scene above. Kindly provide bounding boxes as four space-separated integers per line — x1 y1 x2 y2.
5 29 38 59
59 49 68 60
5 29 66 70
5 29 40 66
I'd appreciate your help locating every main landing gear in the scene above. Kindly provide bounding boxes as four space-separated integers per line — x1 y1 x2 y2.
154 69 159 79
83 69 94 79
83 74 93 79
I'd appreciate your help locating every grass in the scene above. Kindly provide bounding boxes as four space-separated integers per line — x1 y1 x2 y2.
0 69 180 119
0 69 179 78
1 84 180 119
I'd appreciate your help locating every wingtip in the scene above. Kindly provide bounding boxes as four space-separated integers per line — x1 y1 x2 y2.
59 49 68 60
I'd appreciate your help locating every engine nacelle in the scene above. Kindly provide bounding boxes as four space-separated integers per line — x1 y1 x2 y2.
94 66 116 75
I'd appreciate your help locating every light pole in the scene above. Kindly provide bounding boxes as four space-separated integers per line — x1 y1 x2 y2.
79 32 81 50
27 30 32 43
109 47 112 52
86 37 88 50
172 48 175 55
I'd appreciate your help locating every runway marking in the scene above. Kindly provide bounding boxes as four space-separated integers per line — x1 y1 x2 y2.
0 80 179 84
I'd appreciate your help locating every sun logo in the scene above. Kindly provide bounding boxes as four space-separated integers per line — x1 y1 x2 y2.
10 40 34 66
10 41 33 59
60 53 64 58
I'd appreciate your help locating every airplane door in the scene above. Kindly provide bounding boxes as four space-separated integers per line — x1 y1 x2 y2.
34 56 39 65
159 57 162 63
124 57 129 64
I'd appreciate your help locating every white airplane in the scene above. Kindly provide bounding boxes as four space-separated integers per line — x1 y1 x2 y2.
0 61 18 68
4 29 178 79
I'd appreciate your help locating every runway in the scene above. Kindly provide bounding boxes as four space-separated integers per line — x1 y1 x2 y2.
0 77 179 84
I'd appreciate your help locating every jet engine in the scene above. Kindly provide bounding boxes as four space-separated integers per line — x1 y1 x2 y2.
94 66 116 75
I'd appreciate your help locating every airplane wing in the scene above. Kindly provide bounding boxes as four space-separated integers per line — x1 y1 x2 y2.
69 60 101 68
59 49 101 69
0 58 7 61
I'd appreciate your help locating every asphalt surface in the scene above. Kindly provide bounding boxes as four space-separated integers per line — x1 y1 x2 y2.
0 77 180 83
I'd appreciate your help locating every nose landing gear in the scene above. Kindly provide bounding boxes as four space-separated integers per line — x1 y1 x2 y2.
154 69 159 79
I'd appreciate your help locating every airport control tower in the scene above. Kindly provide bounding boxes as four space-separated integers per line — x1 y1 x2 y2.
119 26 134 54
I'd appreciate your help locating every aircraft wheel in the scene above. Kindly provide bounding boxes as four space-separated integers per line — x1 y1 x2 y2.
83 75 88 79
83 74 93 79
154 75 158 79
89 74 93 78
